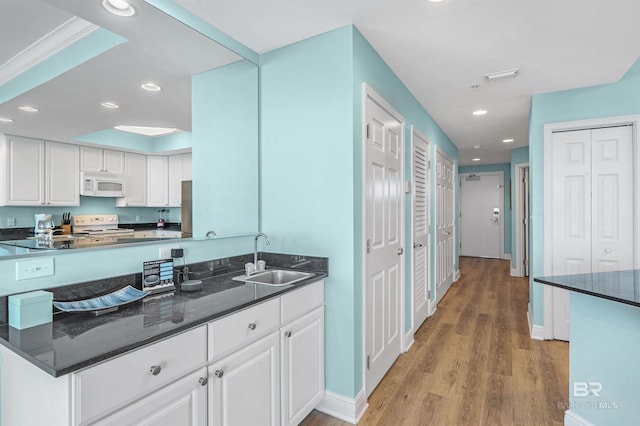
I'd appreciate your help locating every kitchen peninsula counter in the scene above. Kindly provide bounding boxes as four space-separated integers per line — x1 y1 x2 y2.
534 270 640 425
0 253 327 377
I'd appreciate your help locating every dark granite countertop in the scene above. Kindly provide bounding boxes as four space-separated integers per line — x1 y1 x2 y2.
0 253 327 377
534 270 640 308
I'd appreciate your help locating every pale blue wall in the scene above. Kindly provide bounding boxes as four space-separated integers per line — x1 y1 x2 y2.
570 293 640 424
510 146 529 270
191 60 259 237
458 163 511 258
528 60 640 325
261 25 458 399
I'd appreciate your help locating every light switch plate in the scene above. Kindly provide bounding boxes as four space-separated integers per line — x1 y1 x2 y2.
159 246 180 259
16 257 55 280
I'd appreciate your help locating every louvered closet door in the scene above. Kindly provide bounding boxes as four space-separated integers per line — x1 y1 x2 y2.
412 129 430 330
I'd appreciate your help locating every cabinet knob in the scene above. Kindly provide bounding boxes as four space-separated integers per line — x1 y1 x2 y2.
214 369 224 378
284 331 292 338
198 377 208 386
149 365 162 376
248 323 257 330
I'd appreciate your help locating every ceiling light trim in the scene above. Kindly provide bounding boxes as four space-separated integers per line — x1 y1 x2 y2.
0 17 99 87
102 0 136 17
141 82 162 92
18 106 39 113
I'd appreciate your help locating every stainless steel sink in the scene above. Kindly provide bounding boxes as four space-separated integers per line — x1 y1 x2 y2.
233 269 314 286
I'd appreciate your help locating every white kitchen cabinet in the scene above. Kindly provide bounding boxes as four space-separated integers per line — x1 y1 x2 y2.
133 230 182 238
116 152 147 207
80 146 125 174
281 307 324 426
147 155 169 207
168 153 192 206
209 331 281 426
0 135 79 206
91 368 208 426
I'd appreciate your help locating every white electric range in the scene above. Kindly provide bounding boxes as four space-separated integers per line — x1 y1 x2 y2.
72 214 134 237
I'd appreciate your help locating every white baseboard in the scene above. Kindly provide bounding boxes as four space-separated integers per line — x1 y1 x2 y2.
316 388 368 425
502 253 511 261
565 410 595 426
527 303 544 340
404 328 414 352
454 269 461 281
510 267 522 277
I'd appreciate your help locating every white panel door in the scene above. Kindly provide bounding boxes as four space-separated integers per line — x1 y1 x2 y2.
459 172 503 258
364 90 404 397
435 148 455 304
46 141 79 206
412 128 430 330
550 126 633 340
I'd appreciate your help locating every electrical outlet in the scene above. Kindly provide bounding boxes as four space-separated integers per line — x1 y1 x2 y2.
135 215 142 222
16 258 55 280
7 217 16 226
159 246 180 259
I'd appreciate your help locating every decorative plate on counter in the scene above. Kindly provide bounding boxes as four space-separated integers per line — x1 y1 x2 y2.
53 286 149 313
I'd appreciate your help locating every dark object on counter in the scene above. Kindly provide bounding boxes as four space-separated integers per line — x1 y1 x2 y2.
180 280 203 292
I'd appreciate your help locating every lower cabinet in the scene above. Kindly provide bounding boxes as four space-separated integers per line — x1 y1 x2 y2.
92 368 208 426
209 331 281 426
0 280 324 426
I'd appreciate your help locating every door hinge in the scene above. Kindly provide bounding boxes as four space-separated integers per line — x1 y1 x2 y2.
367 239 371 254
428 290 431 299
366 355 371 370
366 123 370 139
428 160 431 170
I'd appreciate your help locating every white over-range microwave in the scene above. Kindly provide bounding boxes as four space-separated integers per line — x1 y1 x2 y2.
80 172 127 197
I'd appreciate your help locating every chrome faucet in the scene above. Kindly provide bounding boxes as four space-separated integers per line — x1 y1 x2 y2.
254 233 270 269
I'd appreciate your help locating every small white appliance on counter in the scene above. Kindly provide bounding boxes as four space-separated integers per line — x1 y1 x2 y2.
34 213 54 236
80 172 126 197
72 214 134 237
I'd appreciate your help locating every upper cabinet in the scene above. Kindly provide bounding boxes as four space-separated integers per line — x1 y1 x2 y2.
168 154 192 207
146 156 169 207
80 147 125 174
116 153 147 207
0 135 79 206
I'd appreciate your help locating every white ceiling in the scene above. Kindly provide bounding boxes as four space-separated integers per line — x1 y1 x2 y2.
2 0 640 162
173 0 640 165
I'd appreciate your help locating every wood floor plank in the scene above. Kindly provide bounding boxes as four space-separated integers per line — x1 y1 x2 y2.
300 257 569 426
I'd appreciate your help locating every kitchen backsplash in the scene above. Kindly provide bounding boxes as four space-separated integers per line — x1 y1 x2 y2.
0 196 181 230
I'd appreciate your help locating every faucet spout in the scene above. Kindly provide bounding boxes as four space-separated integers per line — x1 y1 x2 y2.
254 233 270 267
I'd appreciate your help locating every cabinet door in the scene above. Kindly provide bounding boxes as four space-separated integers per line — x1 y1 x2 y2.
79 146 103 172
168 154 183 207
46 141 79 206
4 135 45 205
182 153 192 180
92 368 208 426
103 149 125 174
281 307 324 426
209 331 280 426
147 155 169 207
116 153 147 206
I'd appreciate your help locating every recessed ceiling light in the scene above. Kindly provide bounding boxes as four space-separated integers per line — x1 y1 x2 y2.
141 82 161 92
0 117 14 123
472 158 481 162
102 0 135 17
473 145 480 149
428 0 446 2
114 125 177 137
472 109 488 116
101 102 120 109
502 138 514 143
18 106 39 112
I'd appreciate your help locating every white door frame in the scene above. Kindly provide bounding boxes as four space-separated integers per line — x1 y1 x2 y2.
361 83 406 394
410 126 431 328
459 171 504 259
513 162 529 277
542 114 640 339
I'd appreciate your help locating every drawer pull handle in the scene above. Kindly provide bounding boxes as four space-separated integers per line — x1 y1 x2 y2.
248 323 257 330
284 331 292 338
198 377 208 386
149 365 162 376
215 369 224 378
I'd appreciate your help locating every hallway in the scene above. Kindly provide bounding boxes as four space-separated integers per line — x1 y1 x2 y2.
303 257 569 425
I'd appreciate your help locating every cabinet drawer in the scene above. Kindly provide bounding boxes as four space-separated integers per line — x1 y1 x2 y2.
209 297 280 361
281 280 324 324
73 325 206 425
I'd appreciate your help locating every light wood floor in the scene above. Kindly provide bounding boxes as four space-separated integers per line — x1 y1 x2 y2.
301 257 569 426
